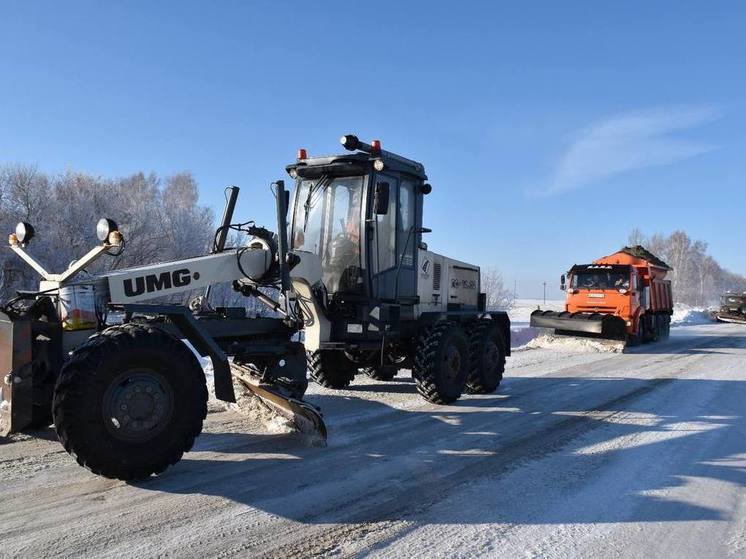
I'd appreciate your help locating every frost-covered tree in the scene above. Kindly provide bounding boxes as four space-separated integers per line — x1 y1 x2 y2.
0 165 215 302
627 227 746 306
482 267 514 311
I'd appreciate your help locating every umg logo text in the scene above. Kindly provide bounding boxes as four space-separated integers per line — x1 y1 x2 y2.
123 269 202 297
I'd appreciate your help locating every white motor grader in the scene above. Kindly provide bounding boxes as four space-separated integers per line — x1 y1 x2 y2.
0 135 510 479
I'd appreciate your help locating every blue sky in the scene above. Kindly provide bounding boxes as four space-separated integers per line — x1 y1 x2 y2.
1 1 744 298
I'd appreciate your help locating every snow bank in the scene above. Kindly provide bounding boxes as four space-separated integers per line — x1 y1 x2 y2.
508 299 565 348
508 298 565 325
521 333 624 353
671 305 713 326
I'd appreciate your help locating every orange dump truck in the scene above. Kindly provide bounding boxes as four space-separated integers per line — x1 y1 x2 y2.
530 246 673 345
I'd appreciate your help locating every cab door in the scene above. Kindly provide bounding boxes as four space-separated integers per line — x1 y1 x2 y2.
367 174 418 302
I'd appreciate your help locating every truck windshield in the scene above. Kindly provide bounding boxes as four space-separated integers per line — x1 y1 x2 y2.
291 176 364 293
722 296 746 306
572 272 630 290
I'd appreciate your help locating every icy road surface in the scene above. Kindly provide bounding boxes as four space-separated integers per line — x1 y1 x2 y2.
3 322 746 558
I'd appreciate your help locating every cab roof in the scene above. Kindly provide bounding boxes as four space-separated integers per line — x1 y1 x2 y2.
286 136 428 180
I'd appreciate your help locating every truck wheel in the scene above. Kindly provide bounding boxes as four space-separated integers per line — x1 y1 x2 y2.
53 324 207 480
650 316 660 342
466 321 506 394
413 322 470 404
627 320 642 346
307 350 356 389
361 365 397 381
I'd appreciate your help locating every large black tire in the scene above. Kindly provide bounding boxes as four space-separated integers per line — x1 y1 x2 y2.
413 322 470 404
307 350 357 389
361 365 397 381
465 320 506 394
661 314 671 340
53 324 207 480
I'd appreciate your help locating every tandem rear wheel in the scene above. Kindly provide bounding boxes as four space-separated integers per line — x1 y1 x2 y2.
413 321 471 404
466 320 507 394
307 350 357 389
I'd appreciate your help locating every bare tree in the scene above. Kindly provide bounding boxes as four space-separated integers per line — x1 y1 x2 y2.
0 165 214 302
482 267 514 311
627 228 746 306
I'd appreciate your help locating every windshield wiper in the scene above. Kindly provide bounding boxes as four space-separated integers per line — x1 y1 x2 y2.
303 174 332 232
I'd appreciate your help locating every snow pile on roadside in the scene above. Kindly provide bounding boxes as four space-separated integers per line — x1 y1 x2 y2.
510 327 543 348
521 333 624 353
671 304 713 326
507 299 566 348
508 298 565 325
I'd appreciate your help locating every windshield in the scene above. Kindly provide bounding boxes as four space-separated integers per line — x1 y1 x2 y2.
571 271 630 290
722 295 746 306
291 176 364 293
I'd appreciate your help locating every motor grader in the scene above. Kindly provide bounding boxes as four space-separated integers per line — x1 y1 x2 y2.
713 293 746 323
0 135 510 480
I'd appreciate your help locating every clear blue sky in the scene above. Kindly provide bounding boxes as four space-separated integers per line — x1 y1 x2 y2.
2 1 744 298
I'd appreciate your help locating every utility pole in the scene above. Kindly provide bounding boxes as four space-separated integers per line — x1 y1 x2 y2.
543 281 546 306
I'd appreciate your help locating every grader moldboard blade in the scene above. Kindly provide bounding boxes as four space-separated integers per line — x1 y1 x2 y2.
230 365 327 444
530 310 627 341
715 313 746 324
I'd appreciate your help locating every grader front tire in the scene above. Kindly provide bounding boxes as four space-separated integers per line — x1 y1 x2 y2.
53 324 207 481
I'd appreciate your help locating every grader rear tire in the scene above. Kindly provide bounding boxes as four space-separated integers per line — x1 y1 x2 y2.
413 322 470 404
307 350 357 389
53 324 207 481
361 365 397 381
466 321 506 394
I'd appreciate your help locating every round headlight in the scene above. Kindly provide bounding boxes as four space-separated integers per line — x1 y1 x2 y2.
15 222 34 244
96 218 118 242
373 159 385 171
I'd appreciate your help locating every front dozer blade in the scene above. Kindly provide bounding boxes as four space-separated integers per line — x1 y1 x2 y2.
0 310 61 437
530 310 627 340
230 366 327 444
0 313 33 437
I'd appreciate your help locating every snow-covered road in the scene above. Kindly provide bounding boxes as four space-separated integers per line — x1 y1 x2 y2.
3 322 746 558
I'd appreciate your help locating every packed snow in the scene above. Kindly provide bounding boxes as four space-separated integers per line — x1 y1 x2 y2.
672 304 714 326
4 322 746 558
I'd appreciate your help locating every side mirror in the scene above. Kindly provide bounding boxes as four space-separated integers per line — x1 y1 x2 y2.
374 182 390 215
560 274 566 291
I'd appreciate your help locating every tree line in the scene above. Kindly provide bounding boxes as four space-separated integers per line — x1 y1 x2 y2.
2 164 736 313
0 164 262 310
629 228 746 307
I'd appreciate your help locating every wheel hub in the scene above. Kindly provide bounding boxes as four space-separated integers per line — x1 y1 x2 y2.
103 370 173 441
